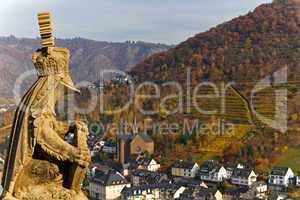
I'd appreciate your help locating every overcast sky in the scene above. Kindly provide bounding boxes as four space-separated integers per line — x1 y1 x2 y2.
0 0 272 44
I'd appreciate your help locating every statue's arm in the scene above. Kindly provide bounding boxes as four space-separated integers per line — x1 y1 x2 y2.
34 118 89 167
52 120 70 138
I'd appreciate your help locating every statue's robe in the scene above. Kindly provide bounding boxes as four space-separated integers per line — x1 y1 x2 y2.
2 76 49 195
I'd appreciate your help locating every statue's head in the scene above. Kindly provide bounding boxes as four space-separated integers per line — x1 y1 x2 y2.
28 13 80 114
32 47 80 94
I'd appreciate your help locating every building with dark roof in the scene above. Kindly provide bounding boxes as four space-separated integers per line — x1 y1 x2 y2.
231 168 257 186
176 186 222 200
224 163 245 178
239 181 268 200
136 157 160 172
223 187 249 199
88 169 130 200
197 160 227 182
172 177 211 188
171 160 199 178
121 184 160 200
269 167 294 189
121 183 185 200
90 159 123 174
131 169 169 186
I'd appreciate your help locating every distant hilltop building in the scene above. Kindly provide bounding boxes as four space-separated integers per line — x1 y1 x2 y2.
117 133 154 164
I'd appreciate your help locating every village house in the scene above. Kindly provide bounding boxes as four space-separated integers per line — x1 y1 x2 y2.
136 157 160 172
197 160 227 182
157 184 186 200
89 159 123 176
102 141 117 154
296 174 300 187
92 141 105 152
172 176 207 189
171 160 199 178
239 181 268 199
121 185 160 200
121 183 185 200
231 168 257 186
224 163 245 179
196 189 223 200
252 181 268 198
177 186 223 200
268 167 294 189
88 169 130 200
131 169 169 186
122 154 160 176
223 187 249 199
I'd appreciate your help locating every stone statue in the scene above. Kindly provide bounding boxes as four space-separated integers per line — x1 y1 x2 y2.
1 12 90 200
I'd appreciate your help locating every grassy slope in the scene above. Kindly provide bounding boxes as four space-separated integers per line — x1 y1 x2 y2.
275 147 300 172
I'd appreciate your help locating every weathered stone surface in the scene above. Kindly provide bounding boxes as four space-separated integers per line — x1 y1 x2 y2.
1 12 90 200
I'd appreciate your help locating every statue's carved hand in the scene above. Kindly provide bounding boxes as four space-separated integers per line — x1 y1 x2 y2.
74 149 90 168
68 148 89 168
68 120 90 168
74 121 88 134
